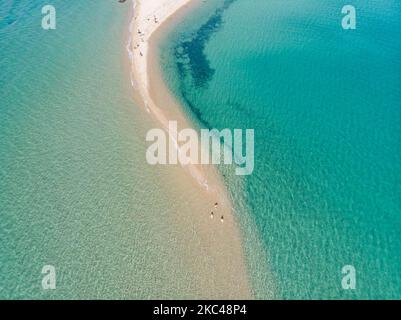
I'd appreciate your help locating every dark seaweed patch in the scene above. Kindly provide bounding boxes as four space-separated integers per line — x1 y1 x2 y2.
175 0 237 88
174 0 237 127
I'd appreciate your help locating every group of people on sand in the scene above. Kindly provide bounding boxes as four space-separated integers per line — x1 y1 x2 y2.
133 15 159 58
133 28 145 56
210 202 224 223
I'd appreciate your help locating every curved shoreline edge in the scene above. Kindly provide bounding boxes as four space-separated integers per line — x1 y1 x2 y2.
128 0 210 191
127 0 254 298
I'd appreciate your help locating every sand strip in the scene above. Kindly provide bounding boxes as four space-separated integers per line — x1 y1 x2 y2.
128 0 252 298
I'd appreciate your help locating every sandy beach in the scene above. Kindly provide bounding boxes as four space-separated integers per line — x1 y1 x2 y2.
128 0 252 298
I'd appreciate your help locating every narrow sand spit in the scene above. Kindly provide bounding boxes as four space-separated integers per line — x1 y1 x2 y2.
128 0 252 298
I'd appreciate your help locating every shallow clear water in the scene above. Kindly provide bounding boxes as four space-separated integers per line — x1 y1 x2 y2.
2 0 401 299
160 0 401 299
0 0 216 299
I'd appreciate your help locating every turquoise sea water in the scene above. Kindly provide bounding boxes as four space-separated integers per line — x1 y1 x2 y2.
1 0 400 299
160 0 401 299
1 0 225 299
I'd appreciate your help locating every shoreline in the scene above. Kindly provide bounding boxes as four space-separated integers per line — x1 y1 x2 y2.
128 0 211 190
128 0 252 298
